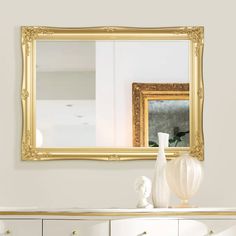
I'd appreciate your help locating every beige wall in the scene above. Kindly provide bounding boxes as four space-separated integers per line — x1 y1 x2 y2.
0 0 236 208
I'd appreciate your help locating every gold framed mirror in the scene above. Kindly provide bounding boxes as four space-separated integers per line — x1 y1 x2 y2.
21 26 204 161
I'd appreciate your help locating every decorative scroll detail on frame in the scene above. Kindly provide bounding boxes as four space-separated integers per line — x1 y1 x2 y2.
21 89 29 100
177 27 204 56
21 26 204 161
108 154 121 161
190 132 204 160
133 83 189 93
197 88 204 99
22 130 50 160
102 27 116 32
132 84 142 147
22 26 52 56
180 27 203 44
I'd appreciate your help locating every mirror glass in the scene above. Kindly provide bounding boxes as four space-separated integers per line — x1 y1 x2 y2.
36 41 96 147
148 100 189 147
36 40 189 148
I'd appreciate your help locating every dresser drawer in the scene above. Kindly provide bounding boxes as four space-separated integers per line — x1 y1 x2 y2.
43 220 109 236
0 219 42 236
111 219 178 236
179 220 236 236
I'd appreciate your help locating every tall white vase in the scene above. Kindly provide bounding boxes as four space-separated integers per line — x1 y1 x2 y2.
152 132 170 208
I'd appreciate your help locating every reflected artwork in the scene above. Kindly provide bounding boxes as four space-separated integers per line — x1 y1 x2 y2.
148 100 189 147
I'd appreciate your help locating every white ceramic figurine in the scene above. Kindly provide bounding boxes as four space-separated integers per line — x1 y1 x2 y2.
134 176 153 209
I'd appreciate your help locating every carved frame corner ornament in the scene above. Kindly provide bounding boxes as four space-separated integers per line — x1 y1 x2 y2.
21 26 53 56
22 131 50 161
21 26 204 161
178 27 204 56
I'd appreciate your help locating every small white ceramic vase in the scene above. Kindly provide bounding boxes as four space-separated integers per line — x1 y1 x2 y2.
152 132 170 208
166 153 203 207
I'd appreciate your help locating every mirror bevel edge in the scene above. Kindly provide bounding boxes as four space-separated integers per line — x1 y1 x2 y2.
21 26 204 161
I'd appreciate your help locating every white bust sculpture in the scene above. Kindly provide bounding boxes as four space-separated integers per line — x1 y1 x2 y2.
134 176 153 209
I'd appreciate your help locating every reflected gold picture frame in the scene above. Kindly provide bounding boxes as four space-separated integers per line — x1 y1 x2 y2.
132 83 190 148
21 26 204 161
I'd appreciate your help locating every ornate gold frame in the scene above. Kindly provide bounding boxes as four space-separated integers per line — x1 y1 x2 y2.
133 83 190 148
21 26 204 161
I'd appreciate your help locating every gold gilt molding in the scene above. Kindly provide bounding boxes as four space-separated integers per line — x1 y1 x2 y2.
102 26 116 32
133 83 189 92
197 88 204 99
22 26 52 56
3 208 236 220
177 27 204 56
2 209 236 217
132 84 142 147
21 89 29 100
22 131 50 160
190 132 204 160
180 27 203 44
108 154 121 161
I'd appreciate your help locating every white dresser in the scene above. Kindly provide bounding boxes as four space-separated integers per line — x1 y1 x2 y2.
1 208 236 236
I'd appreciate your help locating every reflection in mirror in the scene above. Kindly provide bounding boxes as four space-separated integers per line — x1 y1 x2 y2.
36 40 189 148
36 41 96 147
132 83 190 147
148 100 189 147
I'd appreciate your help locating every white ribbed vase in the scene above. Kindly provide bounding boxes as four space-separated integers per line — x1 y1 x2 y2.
152 132 170 208
166 153 203 207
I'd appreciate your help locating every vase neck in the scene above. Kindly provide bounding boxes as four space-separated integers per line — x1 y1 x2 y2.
157 148 166 164
158 132 169 149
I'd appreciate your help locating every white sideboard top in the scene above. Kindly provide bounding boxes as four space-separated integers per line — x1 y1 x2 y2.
1 208 236 219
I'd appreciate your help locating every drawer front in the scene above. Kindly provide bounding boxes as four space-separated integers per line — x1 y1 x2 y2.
111 219 178 236
43 220 109 236
179 220 236 236
0 219 42 236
